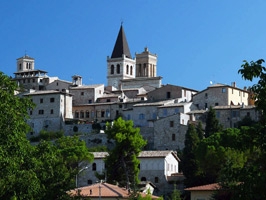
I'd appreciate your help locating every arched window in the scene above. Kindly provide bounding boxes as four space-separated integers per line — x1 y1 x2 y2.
92 163 97 171
80 111 84 118
75 111 79 118
141 177 146 181
111 65 114 74
86 111 90 118
126 65 129 74
130 66 133 75
116 64 120 74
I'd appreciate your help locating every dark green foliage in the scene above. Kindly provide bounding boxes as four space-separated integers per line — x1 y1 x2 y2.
88 145 108 152
105 117 147 189
205 106 223 137
181 124 201 187
29 129 64 142
196 121 204 140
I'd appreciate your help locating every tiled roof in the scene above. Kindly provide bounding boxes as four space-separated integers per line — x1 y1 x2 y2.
92 151 180 161
23 90 65 96
185 183 220 191
68 182 160 199
93 152 108 159
69 84 104 89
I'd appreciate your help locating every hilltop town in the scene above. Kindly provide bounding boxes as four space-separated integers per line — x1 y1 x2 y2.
11 25 258 197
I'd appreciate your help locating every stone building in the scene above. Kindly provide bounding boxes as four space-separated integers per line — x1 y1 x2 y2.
214 104 259 128
193 83 249 110
78 151 182 196
24 90 73 135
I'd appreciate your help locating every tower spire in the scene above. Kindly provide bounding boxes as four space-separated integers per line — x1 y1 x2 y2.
111 24 132 59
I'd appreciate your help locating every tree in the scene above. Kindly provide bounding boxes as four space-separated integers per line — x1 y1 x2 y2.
0 72 39 199
33 137 93 199
181 124 201 187
105 117 147 189
222 59 266 199
0 72 94 199
205 106 223 137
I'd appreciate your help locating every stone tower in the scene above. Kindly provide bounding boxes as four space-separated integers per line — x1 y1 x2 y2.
14 55 48 90
107 25 136 89
135 47 157 78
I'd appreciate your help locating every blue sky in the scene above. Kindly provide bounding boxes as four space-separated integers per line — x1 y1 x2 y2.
0 1 266 91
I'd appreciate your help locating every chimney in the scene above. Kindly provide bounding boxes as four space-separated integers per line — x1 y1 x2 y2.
231 82 236 87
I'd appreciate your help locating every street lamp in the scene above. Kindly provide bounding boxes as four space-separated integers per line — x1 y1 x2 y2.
76 166 89 188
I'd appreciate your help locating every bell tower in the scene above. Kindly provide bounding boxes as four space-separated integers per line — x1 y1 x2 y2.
17 55 35 72
135 47 157 78
107 25 135 89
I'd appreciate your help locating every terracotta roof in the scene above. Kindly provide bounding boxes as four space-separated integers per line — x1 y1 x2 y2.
111 25 132 59
185 183 220 191
68 182 160 199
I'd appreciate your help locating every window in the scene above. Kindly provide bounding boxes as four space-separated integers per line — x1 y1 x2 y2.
111 65 114 74
40 98 43 103
215 103 219 106
101 110 105 117
92 163 96 171
247 112 250 117
139 113 145 120
86 111 90 118
81 92 84 96
184 89 186 97
107 99 110 102
232 111 239 118
116 64 120 74
172 134 176 141
106 109 110 118
163 109 167 117
216 111 220 118
127 114 131 120
75 111 79 118
87 180 92 185
205 93 208 98
50 98 55 102
50 109 53 114
80 111 84 118
88 99 92 104
126 65 129 74
30 110 32 115
141 177 146 181
170 121 174 127
166 92 171 99
175 108 179 114
32 79 35 83
38 110 44 115
222 88 226 93
19 63 22 70
130 66 133 75
155 177 159 183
